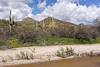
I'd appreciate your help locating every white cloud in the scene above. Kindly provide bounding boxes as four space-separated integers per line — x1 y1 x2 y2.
34 0 100 24
0 0 100 24
37 0 46 9
0 0 33 20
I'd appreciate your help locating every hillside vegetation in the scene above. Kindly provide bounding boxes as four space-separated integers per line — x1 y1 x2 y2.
0 16 100 49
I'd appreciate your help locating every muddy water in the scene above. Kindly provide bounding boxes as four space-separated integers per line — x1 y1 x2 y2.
6 57 100 67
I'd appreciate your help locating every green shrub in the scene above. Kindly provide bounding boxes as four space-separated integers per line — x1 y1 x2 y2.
0 41 10 50
56 48 66 58
6 38 22 48
95 38 100 43
56 47 75 58
0 41 7 46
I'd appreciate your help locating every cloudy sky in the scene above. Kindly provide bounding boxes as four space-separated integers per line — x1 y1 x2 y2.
0 0 100 24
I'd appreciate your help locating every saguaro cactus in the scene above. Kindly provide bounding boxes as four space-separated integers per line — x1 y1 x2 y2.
9 10 15 33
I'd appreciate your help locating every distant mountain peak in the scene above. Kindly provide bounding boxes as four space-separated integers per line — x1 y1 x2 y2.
22 17 37 23
21 17 76 26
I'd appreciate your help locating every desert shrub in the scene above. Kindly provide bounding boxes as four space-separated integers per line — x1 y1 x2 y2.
65 47 75 56
56 47 75 58
95 38 100 43
18 31 42 44
0 41 7 46
36 39 47 46
6 38 22 48
56 48 66 58
0 41 11 50
16 51 34 60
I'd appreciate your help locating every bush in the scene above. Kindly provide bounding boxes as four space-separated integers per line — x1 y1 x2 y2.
16 51 34 60
56 47 75 58
6 38 22 48
18 31 42 44
95 38 100 43
0 41 9 50
0 41 7 46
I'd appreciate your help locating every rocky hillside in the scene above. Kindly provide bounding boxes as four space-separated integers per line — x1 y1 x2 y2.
0 17 76 40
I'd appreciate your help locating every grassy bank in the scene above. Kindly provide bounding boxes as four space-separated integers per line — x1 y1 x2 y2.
0 36 100 50
38 36 100 46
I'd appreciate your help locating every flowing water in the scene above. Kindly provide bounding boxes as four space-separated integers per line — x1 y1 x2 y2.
5 56 100 67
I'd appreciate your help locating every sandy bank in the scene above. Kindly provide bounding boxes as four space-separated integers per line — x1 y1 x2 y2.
0 44 100 66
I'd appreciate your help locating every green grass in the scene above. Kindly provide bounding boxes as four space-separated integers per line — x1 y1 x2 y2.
0 36 100 49
36 36 100 46
44 37 78 45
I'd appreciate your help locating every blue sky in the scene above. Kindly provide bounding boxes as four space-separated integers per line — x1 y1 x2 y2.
28 0 57 15
29 0 100 15
79 0 100 7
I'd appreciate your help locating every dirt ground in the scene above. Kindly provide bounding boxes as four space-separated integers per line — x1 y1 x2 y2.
5 56 100 67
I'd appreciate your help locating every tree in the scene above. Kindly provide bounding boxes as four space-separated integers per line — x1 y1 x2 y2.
74 24 90 40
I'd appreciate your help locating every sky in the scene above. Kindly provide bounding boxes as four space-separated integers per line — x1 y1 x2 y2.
0 0 100 24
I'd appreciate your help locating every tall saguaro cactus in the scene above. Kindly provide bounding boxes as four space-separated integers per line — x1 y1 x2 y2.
9 10 12 32
9 10 15 33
